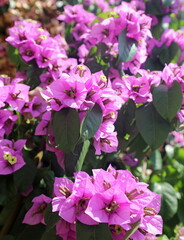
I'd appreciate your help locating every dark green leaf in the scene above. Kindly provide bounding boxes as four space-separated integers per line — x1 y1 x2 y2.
151 182 178 220
41 228 61 240
146 0 162 15
16 224 45 240
123 219 141 240
150 150 163 170
159 42 180 65
7 44 27 71
26 63 44 90
13 152 37 192
144 58 163 71
80 103 102 141
81 148 97 174
76 222 112 240
153 81 182 121
115 99 136 137
76 140 90 172
42 170 55 197
135 103 171 150
52 108 80 153
7 44 19 64
44 203 60 232
0 236 15 240
127 133 149 160
162 0 175 7
85 59 103 73
118 29 138 63
178 197 184 224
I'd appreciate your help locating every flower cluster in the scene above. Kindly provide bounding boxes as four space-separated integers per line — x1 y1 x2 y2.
22 166 162 240
58 2 152 74
6 19 69 79
41 64 122 155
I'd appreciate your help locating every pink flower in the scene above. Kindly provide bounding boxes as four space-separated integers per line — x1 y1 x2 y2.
6 84 30 112
85 186 130 226
57 172 97 225
0 139 26 175
22 194 51 225
93 131 118 155
56 218 76 240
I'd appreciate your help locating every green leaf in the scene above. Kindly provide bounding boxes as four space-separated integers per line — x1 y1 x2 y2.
161 0 175 7
151 182 178 220
92 11 119 24
150 150 163 171
44 203 60 232
115 99 136 137
80 103 102 141
146 0 162 15
135 103 171 150
118 29 138 63
159 42 180 65
178 197 184 224
0 236 15 240
153 81 182 122
52 108 80 153
7 44 27 71
123 219 141 240
76 140 90 172
156 235 169 240
144 57 163 71
76 222 112 240
13 152 37 192
26 62 44 90
127 133 149 161
16 224 45 240
41 228 61 240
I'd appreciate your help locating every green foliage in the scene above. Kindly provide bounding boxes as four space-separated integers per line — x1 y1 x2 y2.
76 140 90 172
92 11 119 24
150 150 163 171
118 29 138 63
151 182 178 221
135 103 171 150
153 81 182 122
0 236 15 240
145 0 162 15
44 203 60 232
161 0 175 7
26 63 44 90
80 103 102 141
13 151 37 192
159 42 180 65
7 44 27 71
52 108 80 153
123 219 141 240
76 222 112 240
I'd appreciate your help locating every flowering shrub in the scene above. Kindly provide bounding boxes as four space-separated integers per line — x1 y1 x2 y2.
0 0 184 239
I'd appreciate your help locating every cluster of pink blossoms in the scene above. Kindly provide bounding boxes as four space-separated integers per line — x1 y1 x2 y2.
40 64 122 155
6 19 79 81
57 2 152 74
3 16 184 172
23 165 163 240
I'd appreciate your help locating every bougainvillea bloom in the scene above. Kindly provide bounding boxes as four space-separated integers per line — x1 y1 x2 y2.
0 139 26 175
22 194 51 225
